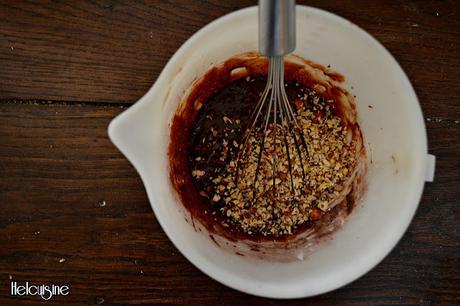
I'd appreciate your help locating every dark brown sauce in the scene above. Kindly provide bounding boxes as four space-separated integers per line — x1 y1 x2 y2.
169 53 364 243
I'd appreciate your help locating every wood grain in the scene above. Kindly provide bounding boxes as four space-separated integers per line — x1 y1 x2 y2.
0 0 459 112
0 0 459 305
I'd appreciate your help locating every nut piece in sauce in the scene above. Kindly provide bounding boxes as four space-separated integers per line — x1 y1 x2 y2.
184 77 362 238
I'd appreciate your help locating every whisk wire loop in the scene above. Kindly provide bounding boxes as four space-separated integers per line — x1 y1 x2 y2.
236 56 309 202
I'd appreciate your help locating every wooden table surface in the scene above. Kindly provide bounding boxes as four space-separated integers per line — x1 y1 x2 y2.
0 1 459 305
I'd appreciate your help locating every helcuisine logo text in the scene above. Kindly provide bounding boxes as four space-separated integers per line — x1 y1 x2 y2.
10 281 69 300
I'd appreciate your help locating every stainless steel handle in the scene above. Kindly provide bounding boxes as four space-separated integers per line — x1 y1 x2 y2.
259 0 296 57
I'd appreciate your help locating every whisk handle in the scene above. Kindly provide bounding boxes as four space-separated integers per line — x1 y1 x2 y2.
258 0 296 57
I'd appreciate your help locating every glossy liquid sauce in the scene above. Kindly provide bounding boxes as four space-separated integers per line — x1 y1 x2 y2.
169 54 365 243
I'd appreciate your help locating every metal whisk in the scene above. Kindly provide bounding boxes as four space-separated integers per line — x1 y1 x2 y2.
236 0 309 201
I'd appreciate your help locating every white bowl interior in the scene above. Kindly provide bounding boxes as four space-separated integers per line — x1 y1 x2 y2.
108 6 428 298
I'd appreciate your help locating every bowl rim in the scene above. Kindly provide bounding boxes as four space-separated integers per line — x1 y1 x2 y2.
109 5 428 299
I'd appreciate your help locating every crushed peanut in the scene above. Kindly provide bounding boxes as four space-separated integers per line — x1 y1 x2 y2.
190 80 359 237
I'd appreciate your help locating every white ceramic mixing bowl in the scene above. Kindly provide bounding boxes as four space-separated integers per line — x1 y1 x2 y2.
108 6 435 298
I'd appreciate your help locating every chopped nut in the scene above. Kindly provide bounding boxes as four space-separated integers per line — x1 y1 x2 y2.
192 169 205 178
223 116 233 124
189 82 360 237
318 202 329 211
310 208 322 221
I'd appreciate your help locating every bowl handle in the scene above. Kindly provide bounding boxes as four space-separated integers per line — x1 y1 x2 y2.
424 154 436 182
